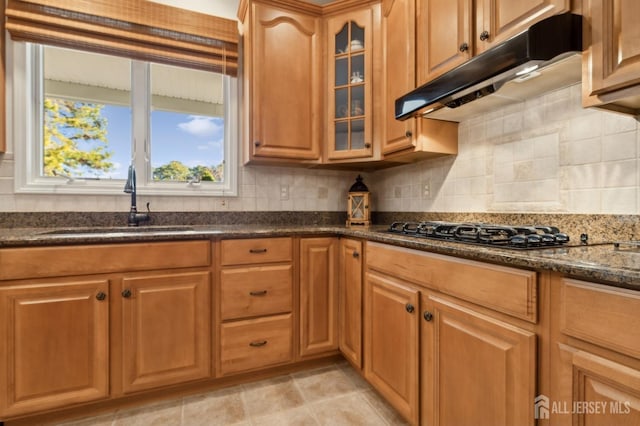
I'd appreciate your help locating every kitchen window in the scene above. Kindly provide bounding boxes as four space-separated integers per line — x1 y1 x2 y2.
6 0 239 196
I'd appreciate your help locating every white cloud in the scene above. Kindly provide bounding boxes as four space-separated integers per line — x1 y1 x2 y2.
197 139 223 151
177 116 223 138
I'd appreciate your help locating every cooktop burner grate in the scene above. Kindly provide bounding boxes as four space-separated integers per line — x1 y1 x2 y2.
386 221 571 250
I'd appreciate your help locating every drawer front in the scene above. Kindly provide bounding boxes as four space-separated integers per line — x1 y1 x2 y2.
220 313 293 375
366 242 537 322
0 240 211 281
560 278 640 359
221 238 292 266
220 265 293 320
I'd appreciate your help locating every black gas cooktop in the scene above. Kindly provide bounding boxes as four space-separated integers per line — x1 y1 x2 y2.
386 221 572 250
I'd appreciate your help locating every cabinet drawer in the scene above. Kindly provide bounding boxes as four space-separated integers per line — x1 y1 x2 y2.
220 265 293 320
220 238 292 266
366 242 537 322
0 240 211 281
560 279 640 359
220 313 293 375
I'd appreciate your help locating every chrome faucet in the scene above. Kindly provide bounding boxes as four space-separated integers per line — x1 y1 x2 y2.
124 164 151 226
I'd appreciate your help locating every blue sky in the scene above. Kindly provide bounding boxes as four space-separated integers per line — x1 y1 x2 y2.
93 106 224 179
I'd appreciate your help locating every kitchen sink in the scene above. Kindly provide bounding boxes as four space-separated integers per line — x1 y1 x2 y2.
38 225 196 236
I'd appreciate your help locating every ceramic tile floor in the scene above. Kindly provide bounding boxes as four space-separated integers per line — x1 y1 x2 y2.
55 360 409 426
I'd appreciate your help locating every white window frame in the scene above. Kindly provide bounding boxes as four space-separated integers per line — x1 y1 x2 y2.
12 41 238 197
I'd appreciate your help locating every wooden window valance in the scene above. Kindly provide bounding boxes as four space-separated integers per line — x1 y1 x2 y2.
5 0 239 76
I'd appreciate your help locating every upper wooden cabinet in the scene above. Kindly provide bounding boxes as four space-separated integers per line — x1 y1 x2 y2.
239 0 322 164
417 0 569 85
582 0 640 115
325 6 377 161
478 0 570 52
381 0 458 161
417 0 472 84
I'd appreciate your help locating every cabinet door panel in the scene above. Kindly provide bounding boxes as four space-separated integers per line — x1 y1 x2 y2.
120 271 210 394
422 294 536 426
555 345 640 426
326 8 374 160
221 264 293 320
364 271 419 424
220 313 293 375
479 0 569 52
382 0 416 155
417 0 472 84
0 279 109 417
250 4 321 160
338 239 362 368
587 0 640 95
300 238 339 357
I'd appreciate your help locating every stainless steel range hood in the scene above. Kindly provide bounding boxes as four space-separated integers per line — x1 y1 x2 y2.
395 13 583 122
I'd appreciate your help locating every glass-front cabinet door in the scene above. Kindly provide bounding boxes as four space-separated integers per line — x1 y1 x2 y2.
327 9 373 160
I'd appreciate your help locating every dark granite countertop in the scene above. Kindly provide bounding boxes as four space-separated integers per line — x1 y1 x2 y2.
0 225 638 291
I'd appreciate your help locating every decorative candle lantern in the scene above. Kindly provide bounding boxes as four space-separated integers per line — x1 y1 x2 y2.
347 175 371 226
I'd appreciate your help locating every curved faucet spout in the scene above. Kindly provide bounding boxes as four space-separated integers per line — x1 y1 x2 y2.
123 165 150 226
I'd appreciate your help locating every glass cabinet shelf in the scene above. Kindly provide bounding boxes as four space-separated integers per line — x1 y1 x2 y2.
331 19 369 155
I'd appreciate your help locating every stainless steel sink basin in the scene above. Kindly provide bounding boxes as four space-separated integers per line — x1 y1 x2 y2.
39 226 196 236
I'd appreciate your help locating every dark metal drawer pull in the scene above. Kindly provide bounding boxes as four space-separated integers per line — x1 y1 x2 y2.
249 340 268 347
249 290 268 296
249 248 267 254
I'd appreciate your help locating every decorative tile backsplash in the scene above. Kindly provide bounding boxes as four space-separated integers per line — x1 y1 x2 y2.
371 84 640 215
1 83 638 216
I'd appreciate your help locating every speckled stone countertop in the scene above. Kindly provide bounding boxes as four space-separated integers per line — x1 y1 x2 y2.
0 224 638 291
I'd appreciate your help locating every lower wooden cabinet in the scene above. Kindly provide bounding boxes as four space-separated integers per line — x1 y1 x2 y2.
551 277 640 425
220 313 293 375
118 271 211 394
299 237 339 358
0 279 110 417
338 238 363 368
364 271 420 425
218 237 296 376
421 293 536 426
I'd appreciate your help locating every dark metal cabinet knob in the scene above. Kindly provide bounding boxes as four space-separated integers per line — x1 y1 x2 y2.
479 31 490 41
254 141 261 147
405 303 415 313
352 251 360 258
96 292 107 301
122 289 132 298
405 130 413 138
459 42 469 52
423 311 433 322
364 143 371 148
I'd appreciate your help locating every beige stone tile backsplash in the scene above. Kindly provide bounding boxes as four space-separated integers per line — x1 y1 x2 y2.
0 83 638 214
372 84 640 214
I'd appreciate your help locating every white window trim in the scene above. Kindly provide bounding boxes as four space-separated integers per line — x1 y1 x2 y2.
12 41 238 197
